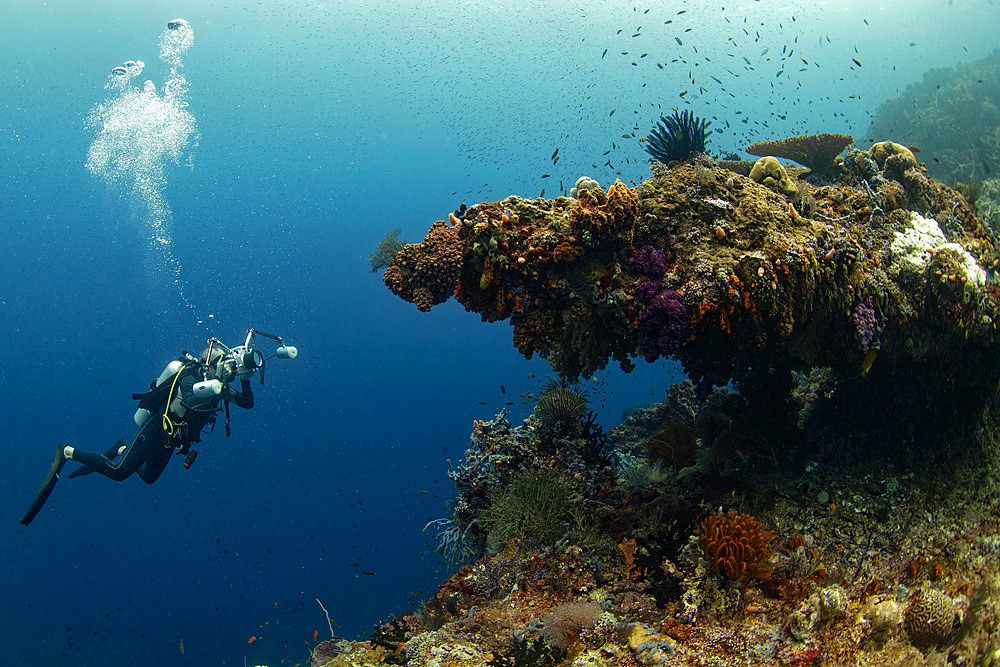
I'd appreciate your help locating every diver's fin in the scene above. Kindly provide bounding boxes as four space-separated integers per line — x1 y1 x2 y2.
66 465 93 479
68 439 125 479
20 445 68 525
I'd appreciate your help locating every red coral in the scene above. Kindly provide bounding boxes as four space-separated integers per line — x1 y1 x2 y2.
383 220 462 312
696 511 776 581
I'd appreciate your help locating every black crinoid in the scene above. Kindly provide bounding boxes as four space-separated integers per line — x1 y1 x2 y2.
644 109 711 164
533 380 589 437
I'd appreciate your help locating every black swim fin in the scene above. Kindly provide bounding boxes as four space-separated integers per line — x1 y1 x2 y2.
67 439 125 479
21 444 68 526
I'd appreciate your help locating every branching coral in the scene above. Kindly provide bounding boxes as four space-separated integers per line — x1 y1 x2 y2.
696 511 776 581
644 109 710 165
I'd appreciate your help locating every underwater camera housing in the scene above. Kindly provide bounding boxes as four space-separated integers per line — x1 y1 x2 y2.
134 329 297 426
198 328 297 392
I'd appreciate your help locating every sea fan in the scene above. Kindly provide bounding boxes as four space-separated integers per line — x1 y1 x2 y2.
644 109 710 164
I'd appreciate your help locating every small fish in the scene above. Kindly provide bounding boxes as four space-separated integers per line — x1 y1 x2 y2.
500 384 506 393
852 58 862 67
906 145 921 153
478 401 487 404
674 37 683 46
314 630 319 641
362 571 375 576
248 636 258 645
859 349 877 377
539 188 545 197
179 640 184 655
609 107 616 116
551 147 559 160
541 174 550 178
601 48 607 59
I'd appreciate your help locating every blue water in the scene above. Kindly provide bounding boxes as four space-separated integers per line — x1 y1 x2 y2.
1 1 996 664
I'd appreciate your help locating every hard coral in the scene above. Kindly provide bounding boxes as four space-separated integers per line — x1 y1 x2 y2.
382 220 462 312
746 133 853 175
696 511 776 581
568 178 638 241
904 588 956 649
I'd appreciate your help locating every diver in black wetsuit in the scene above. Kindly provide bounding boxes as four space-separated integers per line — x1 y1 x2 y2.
20 344 255 525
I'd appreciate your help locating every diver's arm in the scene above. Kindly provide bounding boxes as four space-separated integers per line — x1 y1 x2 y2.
226 378 254 409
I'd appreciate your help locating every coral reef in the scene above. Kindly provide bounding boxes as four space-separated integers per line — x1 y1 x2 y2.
644 109 710 165
355 136 1000 667
382 142 1000 454
867 47 1000 183
307 377 1000 666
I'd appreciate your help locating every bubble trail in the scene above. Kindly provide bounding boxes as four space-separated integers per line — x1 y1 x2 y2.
85 19 202 321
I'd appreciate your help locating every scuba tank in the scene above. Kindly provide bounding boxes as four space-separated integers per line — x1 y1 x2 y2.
134 359 185 427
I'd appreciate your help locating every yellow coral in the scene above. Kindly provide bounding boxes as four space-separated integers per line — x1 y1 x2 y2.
749 156 798 197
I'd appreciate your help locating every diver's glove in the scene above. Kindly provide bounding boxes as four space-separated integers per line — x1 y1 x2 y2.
238 369 256 382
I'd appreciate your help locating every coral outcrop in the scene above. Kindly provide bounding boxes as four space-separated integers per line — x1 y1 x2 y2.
354 139 1000 667
383 145 1000 450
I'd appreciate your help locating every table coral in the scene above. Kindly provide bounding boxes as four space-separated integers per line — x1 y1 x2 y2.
746 133 854 175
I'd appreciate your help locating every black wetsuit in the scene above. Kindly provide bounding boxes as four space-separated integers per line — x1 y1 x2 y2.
70 369 253 483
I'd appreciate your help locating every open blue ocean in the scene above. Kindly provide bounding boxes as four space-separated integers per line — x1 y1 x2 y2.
2 1 996 665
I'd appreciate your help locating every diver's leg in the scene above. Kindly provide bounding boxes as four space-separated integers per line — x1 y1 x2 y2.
69 420 165 482
20 443 71 525
136 445 173 484
67 439 126 479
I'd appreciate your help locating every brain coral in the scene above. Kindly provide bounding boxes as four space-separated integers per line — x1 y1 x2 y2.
904 588 956 648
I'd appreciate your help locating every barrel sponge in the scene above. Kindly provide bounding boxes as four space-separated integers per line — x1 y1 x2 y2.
749 156 798 197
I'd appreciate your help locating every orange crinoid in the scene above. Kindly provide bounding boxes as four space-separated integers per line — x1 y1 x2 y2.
696 511 777 581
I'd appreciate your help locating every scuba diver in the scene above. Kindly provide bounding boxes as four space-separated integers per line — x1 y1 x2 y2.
21 329 296 525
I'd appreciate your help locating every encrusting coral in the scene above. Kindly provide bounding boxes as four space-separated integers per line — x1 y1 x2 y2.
383 220 462 312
